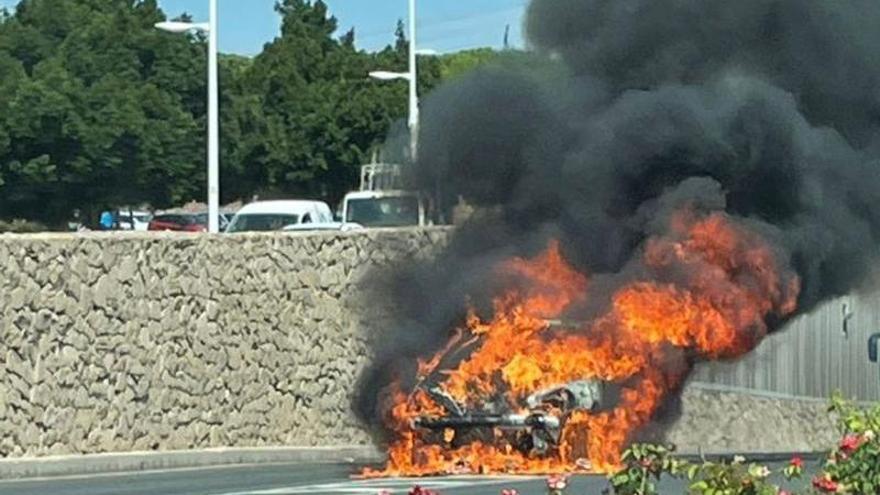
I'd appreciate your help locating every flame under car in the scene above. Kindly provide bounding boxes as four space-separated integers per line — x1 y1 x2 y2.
412 379 610 465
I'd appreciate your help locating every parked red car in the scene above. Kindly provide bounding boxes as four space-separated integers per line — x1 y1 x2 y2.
147 214 208 232
147 213 231 232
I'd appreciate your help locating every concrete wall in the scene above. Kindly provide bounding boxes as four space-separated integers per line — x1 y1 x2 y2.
664 384 839 455
692 291 880 402
0 230 859 460
0 229 449 458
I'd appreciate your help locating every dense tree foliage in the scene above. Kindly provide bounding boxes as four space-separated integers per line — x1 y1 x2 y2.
437 48 500 81
0 0 206 224
0 0 493 227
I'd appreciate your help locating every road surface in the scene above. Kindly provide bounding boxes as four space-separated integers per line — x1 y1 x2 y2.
0 460 818 495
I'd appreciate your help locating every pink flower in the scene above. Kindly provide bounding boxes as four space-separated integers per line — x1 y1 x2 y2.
839 434 863 454
812 474 839 493
501 490 519 495
409 486 440 495
778 490 792 495
789 456 803 469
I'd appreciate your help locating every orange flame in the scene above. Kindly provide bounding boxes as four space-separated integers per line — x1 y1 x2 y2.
366 212 800 477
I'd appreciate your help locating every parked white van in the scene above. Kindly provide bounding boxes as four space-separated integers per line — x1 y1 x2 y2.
342 190 427 228
225 200 334 233
339 163 430 229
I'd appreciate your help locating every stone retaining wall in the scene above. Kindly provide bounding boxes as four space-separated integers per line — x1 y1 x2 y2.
0 229 844 460
0 229 449 458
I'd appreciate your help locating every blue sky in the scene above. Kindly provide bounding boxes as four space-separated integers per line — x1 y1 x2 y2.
0 0 527 55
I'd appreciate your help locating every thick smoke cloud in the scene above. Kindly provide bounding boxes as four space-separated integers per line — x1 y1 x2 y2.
526 0 880 147
354 0 880 439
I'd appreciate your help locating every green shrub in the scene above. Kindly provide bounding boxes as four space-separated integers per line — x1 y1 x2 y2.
812 393 880 493
604 394 880 494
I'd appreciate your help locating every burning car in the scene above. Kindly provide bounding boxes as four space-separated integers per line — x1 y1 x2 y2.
413 380 605 460
364 215 800 477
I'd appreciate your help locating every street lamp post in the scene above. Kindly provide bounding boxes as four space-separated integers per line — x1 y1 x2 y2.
155 0 220 234
406 0 417 159
369 0 431 161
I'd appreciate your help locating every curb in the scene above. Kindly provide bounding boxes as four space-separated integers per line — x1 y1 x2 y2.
0 447 827 481
0 446 383 480
675 450 828 463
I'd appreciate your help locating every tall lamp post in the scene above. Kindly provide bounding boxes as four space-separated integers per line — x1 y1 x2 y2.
155 0 220 234
369 0 433 161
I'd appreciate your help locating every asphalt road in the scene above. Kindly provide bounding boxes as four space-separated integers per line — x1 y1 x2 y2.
0 460 820 495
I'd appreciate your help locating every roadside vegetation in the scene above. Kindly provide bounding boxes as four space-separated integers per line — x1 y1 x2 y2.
605 393 880 494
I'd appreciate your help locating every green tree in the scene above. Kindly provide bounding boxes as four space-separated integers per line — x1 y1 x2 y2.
439 48 501 81
0 0 206 225
0 0 503 227
226 0 421 203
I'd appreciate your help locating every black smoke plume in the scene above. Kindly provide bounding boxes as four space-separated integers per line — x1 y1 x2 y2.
354 0 880 441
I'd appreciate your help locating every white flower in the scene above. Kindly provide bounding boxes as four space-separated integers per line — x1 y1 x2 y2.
733 455 746 464
546 474 569 491
864 430 876 441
